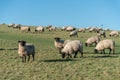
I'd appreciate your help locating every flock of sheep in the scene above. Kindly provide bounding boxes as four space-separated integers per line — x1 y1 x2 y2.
7 23 119 62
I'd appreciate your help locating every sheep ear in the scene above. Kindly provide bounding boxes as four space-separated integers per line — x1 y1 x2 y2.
18 41 21 43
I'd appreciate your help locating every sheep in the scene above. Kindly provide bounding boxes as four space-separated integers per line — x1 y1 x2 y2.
94 39 115 54
54 37 65 53
19 27 30 32
8 23 15 27
109 31 119 37
85 36 100 46
18 41 35 62
61 40 83 58
78 28 86 32
66 26 76 31
13 24 21 29
69 30 78 37
35 26 44 32
97 30 106 38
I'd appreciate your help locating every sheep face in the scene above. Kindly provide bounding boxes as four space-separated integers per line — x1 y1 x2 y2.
18 41 26 46
61 53 66 58
54 37 60 42
94 49 98 53
85 43 88 46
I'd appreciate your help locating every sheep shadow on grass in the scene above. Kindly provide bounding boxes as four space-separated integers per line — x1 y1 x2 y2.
41 58 77 62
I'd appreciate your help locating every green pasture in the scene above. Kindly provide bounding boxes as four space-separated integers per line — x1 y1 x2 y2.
0 24 120 80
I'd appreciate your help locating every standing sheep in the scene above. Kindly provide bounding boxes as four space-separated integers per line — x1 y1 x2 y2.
69 30 78 37
61 40 83 58
54 37 64 53
18 41 35 62
109 31 119 37
94 39 115 54
35 26 44 33
97 30 106 38
19 27 30 32
85 36 100 46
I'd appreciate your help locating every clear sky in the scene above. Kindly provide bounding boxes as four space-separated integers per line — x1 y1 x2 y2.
0 0 120 30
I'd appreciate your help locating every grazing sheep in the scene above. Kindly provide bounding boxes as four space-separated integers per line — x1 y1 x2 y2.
66 26 76 31
61 40 83 58
48 27 56 31
69 30 78 37
35 26 44 32
18 41 35 62
85 36 100 46
54 37 64 53
97 30 106 38
94 39 115 54
109 31 119 37
78 28 86 32
19 27 30 32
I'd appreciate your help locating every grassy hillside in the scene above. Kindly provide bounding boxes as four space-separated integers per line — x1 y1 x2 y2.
0 24 120 80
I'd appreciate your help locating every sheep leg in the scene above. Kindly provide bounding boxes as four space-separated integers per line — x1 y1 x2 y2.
109 49 112 54
74 52 78 58
32 54 35 61
28 55 30 61
68 54 72 58
24 56 26 62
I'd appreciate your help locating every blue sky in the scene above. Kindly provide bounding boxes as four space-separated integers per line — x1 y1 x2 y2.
0 0 120 30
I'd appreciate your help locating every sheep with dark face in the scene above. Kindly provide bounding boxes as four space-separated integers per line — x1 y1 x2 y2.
69 30 78 37
85 36 100 46
35 26 44 32
18 41 35 62
94 39 115 54
54 37 64 53
97 30 106 38
109 31 119 37
19 27 30 32
61 40 83 58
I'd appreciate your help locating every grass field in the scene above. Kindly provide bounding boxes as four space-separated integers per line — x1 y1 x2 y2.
0 24 120 80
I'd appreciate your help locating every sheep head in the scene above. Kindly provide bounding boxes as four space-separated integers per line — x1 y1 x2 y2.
54 37 61 42
18 41 26 46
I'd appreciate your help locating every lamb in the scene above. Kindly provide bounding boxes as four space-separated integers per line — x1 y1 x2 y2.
54 37 64 53
69 30 78 37
19 27 30 32
109 31 119 37
35 26 44 32
85 36 100 46
94 39 115 54
61 40 83 58
18 41 35 62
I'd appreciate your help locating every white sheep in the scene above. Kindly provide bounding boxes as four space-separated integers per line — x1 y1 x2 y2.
94 39 115 54
69 30 78 37
54 37 64 53
109 31 119 37
18 41 35 62
19 27 30 32
97 30 106 38
61 40 83 58
78 28 86 32
35 26 44 32
8 23 15 27
85 36 100 46
66 26 76 31
13 24 21 29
